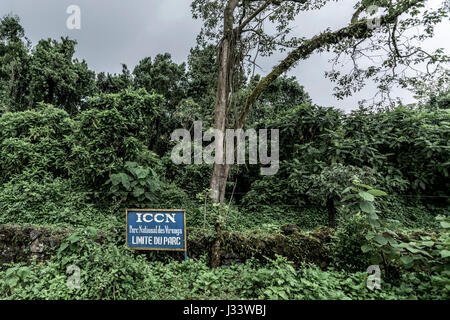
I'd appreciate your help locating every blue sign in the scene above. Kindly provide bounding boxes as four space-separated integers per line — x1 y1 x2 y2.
126 209 186 251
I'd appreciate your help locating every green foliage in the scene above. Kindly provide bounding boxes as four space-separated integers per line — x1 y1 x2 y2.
268 105 448 198
0 173 113 227
28 37 96 114
133 53 187 108
332 213 373 272
243 104 449 231
299 164 379 206
341 182 403 273
344 107 450 195
2 264 31 294
106 161 160 204
393 216 450 296
425 90 450 110
238 256 299 299
0 15 449 301
96 64 133 94
3 245 446 300
377 196 444 229
246 76 311 126
342 183 449 296
0 242 155 300
162 152 212 198
186 44 217 123
0 105 74 183
235 206 327 231
341 182 388 226
0 15 30 113
70 89 163 190
56 227 98 266
83 88 162 146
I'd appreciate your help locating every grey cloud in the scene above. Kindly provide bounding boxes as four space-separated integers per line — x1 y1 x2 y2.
1 0 448 112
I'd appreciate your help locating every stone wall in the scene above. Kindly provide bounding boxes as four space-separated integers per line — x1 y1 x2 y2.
1 224 334 268
187 225 334 268
0 224 71 265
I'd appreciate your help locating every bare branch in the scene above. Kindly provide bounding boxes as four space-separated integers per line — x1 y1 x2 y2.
235 0 426 129
351 6 364 24
237 0 274 33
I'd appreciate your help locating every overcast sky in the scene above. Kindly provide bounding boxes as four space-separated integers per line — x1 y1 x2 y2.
1 0 449 111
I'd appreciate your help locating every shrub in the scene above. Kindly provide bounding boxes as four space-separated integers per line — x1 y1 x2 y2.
0 105 74 184
332 213 373 272
106 161 160 204
0 173 111 227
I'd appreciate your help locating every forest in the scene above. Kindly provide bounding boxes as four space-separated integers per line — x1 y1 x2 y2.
0 0 449 301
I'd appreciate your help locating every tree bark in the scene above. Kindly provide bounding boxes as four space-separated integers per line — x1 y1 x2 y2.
210 0 424 203
326 198 336 229
210 216 224 268
210 0 239 203
235 1 423 129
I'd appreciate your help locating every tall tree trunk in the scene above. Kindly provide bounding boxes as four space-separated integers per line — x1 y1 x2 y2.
210 32 230 202
326 198 336 228
211 163 231 203
209 0 423 203
210 0 239 203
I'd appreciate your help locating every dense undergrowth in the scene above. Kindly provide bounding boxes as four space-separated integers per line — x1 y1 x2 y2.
0 254 444 300
0 15 449 300
0 228 447 300
0 197 448 300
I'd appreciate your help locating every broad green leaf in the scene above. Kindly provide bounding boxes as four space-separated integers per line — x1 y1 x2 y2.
368 217 380 228
67 234 80 244
8 277 19 288
17 267 29 278
353 182 372 190
342 187 351 194
374 234 388 246
341 194 355 202
367 189 387 197
5 268 15 277
59 242 69 252
86 226 97 239
400 255 414 265
421 241 434 247
110 174 121 186
440 221 450 229
368 212 378 220
359 191 374 201
119 173 131 191
125 161 138 170
360 200 375 214
144 192 153 200
132 187 145 198
61 257 71 266
441 250 450 258
365 233 375 240
387 237 398 246
135 168 148 179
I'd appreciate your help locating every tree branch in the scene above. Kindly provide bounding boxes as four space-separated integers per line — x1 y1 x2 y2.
237 0 309 32
235 0 425 129
237 0 274 33
351 6 364 24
